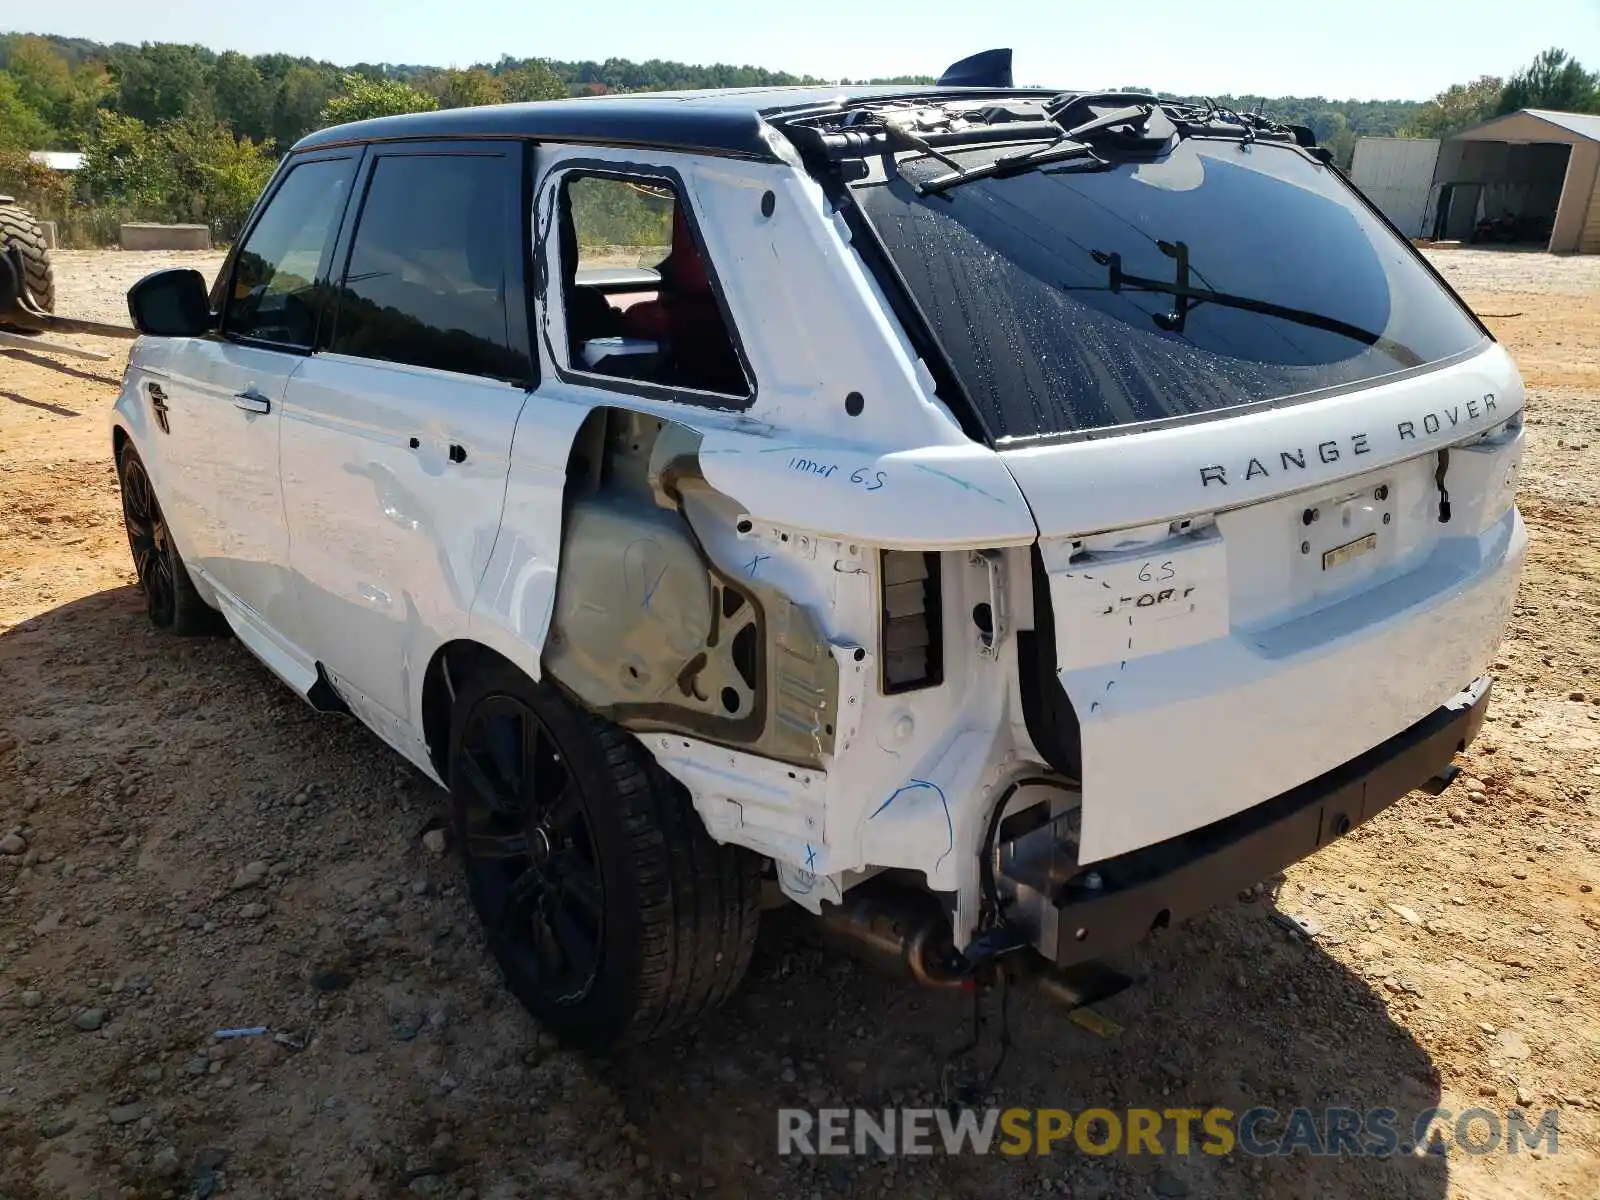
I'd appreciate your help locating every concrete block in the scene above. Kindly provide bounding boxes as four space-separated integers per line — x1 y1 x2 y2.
120 223 211 251
39 220 57 249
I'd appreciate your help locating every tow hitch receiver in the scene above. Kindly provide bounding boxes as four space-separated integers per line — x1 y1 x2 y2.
817 879 1134 1011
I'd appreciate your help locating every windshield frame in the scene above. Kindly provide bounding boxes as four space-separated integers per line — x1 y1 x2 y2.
810 127 1493 449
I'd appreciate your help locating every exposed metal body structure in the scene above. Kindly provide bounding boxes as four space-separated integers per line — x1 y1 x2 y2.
108 80 1526 978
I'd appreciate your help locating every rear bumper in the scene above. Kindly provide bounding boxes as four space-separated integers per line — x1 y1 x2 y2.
1048 675 1492 966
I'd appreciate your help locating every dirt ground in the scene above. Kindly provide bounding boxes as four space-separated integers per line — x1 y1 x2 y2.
0 247 1597 1200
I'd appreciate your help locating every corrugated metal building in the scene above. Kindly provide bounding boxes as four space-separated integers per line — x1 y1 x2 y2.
1350 109 1600 253
1350 137 1441 237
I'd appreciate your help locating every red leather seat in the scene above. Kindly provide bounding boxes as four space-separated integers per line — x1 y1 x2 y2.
621 210 744 394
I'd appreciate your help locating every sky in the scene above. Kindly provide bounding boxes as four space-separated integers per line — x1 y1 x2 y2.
15 0 1600 100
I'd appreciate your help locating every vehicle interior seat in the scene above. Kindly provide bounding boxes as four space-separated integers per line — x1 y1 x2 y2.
619 209 744 394
559 199 621 362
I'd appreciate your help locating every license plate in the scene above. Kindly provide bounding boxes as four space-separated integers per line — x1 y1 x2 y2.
1322 532 1377 571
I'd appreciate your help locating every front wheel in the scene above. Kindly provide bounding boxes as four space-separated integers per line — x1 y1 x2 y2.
116 444 225 634
449 662 761 1051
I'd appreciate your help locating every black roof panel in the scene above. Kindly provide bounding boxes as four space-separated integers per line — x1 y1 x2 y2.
291 86 1059 160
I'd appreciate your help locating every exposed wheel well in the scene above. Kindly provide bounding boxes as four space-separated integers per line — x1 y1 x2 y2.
112 424 129 460
420 639 524 782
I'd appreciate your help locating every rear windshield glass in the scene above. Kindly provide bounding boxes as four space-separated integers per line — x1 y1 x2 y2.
851 138 1486 442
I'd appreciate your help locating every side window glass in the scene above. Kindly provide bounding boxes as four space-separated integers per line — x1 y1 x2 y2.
559 173 748 398
330 154 529 382
223 157 356 348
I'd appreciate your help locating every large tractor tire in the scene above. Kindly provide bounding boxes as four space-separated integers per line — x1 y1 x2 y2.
0 199 57 326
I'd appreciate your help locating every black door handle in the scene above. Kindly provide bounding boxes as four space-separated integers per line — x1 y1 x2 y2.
448 444 467 464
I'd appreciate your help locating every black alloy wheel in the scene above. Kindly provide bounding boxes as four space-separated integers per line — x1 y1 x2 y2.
119 450 177 627
456 693 605 1006
447 662 762 1051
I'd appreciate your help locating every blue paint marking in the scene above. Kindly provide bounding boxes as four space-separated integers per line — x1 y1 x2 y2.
868 778 955 868
641 565 668 610
621 538 655 608
789 456 839 478
908 462 1009 506
745 552 770 578
804 842 818 870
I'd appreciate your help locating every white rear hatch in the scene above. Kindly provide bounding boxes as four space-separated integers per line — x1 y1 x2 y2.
846 118 1529 862
1003 346 1525 861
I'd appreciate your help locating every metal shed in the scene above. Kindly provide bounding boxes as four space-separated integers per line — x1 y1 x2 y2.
1350 137 1442 236
1429 109 1600 253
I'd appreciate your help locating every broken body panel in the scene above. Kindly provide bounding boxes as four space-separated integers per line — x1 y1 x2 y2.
471 140 1526 954
111 97 1527 972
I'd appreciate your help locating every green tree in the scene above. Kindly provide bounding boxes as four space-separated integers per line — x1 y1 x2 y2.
77 110 171 207
160 117 277 235
78 111 276 237
0 144 74 215
498 61 568 102
271 64 339 146
62 61 113 145
1322 114 1357 169
1497 47 1600 114
0 73 54 151
6 35 75 135
1401 76 1504 138
0 36 108 147
320 72 437 126
212 51 273 142
112 43 210 125
426 67 505 109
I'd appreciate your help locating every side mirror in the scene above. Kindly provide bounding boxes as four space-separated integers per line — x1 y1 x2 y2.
127 268 213 337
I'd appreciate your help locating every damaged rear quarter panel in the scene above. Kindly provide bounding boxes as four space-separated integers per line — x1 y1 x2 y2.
462 143 1042 916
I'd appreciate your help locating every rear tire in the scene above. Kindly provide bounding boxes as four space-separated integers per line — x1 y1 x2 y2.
116 443 226 635
449 661 761 1051
0 202 55 321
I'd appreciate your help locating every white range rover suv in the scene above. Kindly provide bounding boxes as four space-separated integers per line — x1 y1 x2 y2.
112 59 1527 1050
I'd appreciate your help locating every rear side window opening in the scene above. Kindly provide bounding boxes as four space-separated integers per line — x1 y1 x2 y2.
554 170 750 402
850 137 1488 443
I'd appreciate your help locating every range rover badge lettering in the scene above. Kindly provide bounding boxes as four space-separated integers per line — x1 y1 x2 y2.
1199 431 1370 486
1200 395 1499 487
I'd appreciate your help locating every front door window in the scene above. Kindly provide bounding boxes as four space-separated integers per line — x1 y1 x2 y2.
223 157 357 349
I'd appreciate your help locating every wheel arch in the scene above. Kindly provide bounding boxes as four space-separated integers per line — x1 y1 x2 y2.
419 638 536 783
111 419 139 470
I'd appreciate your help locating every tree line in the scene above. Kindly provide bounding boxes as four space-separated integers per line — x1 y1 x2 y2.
0 34 840 242
1397 48 1599 140
0 31 1595 247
